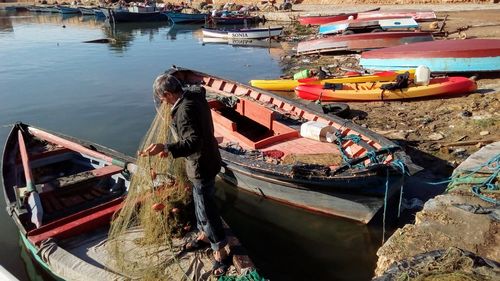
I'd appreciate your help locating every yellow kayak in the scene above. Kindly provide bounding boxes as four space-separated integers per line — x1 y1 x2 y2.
250 70 416 91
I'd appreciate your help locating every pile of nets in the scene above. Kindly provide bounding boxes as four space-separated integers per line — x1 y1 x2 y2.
107 103 196 280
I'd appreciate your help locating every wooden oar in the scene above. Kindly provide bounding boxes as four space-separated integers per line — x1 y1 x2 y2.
18 131 44 228
27 127 126 168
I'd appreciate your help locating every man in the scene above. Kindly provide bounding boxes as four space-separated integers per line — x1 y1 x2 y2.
141 72 229 276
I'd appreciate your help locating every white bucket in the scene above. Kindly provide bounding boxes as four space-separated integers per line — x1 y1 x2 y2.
415 65 431 86
300 121 335 142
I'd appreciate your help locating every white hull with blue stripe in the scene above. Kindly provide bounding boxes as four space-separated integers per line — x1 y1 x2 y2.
320 18 418 35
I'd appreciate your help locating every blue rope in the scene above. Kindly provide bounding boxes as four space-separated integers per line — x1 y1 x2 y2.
443 154 500 204
391 159 408 217
382 168 390 243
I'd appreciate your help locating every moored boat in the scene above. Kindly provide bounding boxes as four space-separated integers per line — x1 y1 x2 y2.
319 17 419 35
78 7 96 15
167 67 421 223
250 70 416 91
357 9 436 22
212 15 261 25
102 8 168 22
57 6 81 14
360 39 500 73
164 11 208 23
202 26 283 39
295 76 477 101
2 123 256 280
297 31 433 55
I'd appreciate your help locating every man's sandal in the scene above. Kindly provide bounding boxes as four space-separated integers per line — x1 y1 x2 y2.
182 238 210 252
212 256 231 277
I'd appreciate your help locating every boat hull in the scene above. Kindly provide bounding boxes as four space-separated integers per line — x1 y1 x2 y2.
219 161 398 223
319 17 418 35
57 6 80 14
357 9 436 22
360 39 500 72
164 11 208 23
297 31 433 55
295 77 477 101
203 27 283 39
103 9 168 22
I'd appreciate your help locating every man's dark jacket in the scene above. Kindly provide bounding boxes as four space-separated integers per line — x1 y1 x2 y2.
166 86 222 180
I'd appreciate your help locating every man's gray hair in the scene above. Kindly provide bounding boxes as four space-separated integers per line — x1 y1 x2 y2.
153 73 183 98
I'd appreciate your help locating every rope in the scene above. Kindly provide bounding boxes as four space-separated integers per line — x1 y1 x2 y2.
382 168 390 244
391 159 409 217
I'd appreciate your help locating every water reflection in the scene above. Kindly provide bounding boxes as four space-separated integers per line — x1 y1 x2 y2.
216 180 382 281
102 21 169 53
0 14 14 33
166 24 201 40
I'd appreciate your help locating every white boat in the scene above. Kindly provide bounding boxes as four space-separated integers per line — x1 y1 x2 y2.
202 26 283 39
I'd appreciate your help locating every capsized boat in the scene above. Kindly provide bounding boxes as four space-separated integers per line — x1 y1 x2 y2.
295 76 477 101
249 70 416 91
202 26 283 39
167 67 421 223
360 39 500 73
298 7 380 25
2 123 255 280
319 17 419 35
357 9 436 22
297 31 433 55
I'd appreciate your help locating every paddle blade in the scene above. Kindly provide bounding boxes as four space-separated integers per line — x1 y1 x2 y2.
28 192 44 228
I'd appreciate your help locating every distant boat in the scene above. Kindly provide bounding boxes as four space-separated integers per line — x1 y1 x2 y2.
295 77 477 101
94 8 105 18
202 26 283 39
298 7 381 25
27 6 42 12
102 8 168 23
212 15 261 25
360 39 500 72
57 6 81 14
2 123 256 280
164 11 208 23
319 17 419 35
78 7 96 15
165 67 421 223
297 31 433 55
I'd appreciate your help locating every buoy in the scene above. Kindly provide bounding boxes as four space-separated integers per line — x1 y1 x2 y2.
171 208 180 214
150 169 157 180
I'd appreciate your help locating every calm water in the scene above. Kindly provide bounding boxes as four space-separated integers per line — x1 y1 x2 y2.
0 11 390 281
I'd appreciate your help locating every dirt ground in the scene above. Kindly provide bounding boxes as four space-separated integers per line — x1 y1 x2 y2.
276 9 500 177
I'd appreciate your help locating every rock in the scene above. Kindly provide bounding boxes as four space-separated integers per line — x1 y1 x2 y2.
428 133 445 141
480 131 490 136
452 148 466 155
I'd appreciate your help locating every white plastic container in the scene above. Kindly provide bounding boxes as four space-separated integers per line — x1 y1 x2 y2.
414 65 431 86
300 121 335 142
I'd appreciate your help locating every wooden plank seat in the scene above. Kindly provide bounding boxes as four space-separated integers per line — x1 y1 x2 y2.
27 197 124 246
42 165 123 190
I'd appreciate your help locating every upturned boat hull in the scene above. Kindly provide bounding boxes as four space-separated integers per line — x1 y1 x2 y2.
319 17 419 35
360 39 500 72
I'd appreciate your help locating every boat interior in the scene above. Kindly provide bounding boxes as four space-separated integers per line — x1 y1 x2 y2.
6 131 129 245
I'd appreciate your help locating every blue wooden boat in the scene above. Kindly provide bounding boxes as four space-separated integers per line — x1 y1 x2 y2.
94 8 105 18
164 11 208 23
360 39 500 72
102 8 168 23
78 7 96 15
319 17 418 35
57 6 81 14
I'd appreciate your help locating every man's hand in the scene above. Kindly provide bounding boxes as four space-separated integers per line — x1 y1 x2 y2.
139 143 169 157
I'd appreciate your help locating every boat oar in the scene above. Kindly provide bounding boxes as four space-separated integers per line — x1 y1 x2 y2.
27 127 127 168
18 131 44 228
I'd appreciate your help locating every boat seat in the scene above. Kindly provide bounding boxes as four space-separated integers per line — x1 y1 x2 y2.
49 165 123 189
27 197 123 246
236 99 275 129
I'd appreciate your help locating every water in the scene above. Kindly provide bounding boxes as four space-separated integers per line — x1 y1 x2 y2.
0 11 387 281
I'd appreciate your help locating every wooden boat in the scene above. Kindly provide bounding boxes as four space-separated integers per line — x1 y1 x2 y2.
2 123 255 280
26 6 42 12
319 17 419 35
357 9 436 22
164 11 208 23
298 7 380 26
360 39 500 73
168 67 421 223
202 26 283 39
78 7 96 15
57 6 81 14
295 77 477 101
249 70 416 91
297 31 433 55
94 8 105 18
202 37 282 48
102 8 168 23
212 15 261 25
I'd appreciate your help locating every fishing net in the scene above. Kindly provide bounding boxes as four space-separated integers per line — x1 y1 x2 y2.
106 102 195 280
